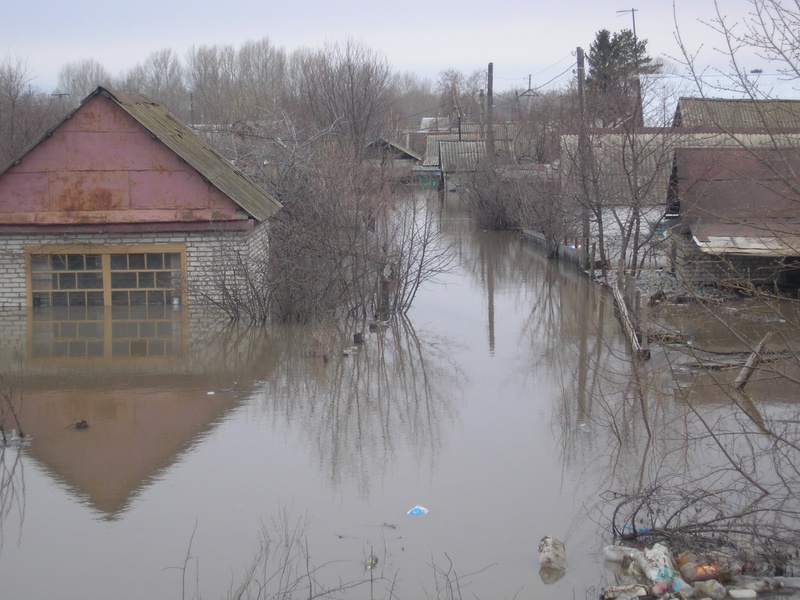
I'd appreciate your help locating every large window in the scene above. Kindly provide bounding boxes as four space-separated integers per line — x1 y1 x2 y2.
28 246 184 308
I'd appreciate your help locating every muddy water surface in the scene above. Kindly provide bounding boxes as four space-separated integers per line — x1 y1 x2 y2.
0 207 703 600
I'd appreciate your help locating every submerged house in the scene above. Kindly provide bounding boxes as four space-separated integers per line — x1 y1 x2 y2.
0 86 282 313
666 147 800 288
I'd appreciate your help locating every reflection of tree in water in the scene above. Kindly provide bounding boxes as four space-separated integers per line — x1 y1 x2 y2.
256 316 462 494
0 446 25 552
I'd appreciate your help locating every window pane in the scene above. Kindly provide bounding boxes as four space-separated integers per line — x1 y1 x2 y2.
77 272 103 289
147 290 165 305
129 291 147 305
166 253 181 269
57 273 76 290
51 255 67 271
128 254 145 269
52 291 68 306
155 272 172 288
138 271 155 288
67 255 84 270
110 254 127 269
86 291 104 306
146 253 164 270
85 255 102 270
30 255 49 271
32 292 51 307
111 272 137 289
31 274 54 290
111 291 129 305
68 292 86 306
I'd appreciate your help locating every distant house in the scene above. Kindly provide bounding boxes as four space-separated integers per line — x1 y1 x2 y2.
0 86 282 314
364 138 422 183
666 147 800 287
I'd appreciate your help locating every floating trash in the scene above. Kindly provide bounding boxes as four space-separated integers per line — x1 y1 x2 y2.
365 554 379 570
407 505 429 516
538 536 567 571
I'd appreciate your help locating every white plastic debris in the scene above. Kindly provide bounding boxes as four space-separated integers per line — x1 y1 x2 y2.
538 536 566 571
728 589 757 599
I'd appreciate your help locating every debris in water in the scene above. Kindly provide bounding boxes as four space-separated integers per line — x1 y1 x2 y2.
407 506 428 516
538 536 566 571
365 555 378 570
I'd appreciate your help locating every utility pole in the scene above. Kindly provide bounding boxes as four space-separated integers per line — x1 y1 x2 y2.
617 8 641 126
486 62 495 160
577 47 591 269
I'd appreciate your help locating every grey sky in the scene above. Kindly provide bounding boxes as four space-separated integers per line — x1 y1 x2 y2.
4 0 759 93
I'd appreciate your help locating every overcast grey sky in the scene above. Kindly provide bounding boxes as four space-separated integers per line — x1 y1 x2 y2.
4 0 760 93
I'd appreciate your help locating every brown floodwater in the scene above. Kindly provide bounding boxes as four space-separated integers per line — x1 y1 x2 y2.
1 202 796 600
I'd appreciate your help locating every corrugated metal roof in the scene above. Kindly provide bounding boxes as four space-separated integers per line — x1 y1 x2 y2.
101 88 282 221
672 147 800 255
439 140 485 173
423 133 481 167
674 98 800 128
421 124 519 167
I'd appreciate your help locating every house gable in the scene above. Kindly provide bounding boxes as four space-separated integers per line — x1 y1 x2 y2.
0 87 280 230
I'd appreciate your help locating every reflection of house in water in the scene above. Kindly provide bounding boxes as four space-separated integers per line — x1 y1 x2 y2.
30 304 186 362
9 308 282 518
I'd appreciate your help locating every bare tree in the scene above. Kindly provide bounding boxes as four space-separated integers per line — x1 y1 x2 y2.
289 39 393 158
0 56 65 165
56 59 112 105
117 49 189 119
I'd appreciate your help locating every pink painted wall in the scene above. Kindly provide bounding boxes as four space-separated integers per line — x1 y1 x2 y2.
0 94 242 226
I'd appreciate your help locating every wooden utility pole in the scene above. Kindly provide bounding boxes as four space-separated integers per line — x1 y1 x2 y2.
576 47 590 269
486 62 495 159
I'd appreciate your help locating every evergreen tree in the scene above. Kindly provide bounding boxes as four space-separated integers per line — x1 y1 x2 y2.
585 29 660 127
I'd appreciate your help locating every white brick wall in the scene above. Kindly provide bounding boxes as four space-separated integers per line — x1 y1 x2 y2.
0 223 271 309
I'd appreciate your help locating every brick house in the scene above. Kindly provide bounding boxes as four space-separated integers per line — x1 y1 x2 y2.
0 86 281 312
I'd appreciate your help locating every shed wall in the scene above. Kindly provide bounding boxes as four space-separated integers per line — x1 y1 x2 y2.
0 224 269 309
672 234 784 287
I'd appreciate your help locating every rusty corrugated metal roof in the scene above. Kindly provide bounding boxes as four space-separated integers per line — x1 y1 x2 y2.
671 147 800 255
674 98 800 128
439 140 486 173
98 88 282 221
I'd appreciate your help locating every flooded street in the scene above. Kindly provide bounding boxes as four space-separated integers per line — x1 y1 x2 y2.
3 202 794 600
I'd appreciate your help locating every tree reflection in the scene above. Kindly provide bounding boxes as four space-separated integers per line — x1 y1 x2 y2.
0 446 25 552
256 315 462 493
